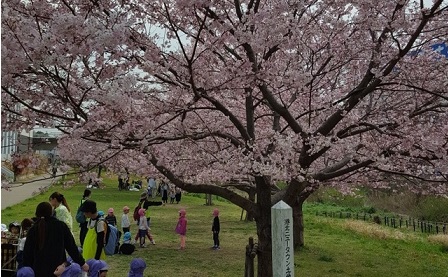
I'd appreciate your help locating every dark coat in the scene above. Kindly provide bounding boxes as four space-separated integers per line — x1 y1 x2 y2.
212 216 220 233
23 217 85 277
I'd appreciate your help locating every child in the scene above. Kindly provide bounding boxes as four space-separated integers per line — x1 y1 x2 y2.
128 258 147 277
169 187 176 204
175 209 187 250
133 197 157 245
87 259 109 277
137 208 149 248
8 221 21 243
17 218 34 269
17 267 35 277
121 206 131 234
105 208 117 227
119 232 136 255
212 208 220 250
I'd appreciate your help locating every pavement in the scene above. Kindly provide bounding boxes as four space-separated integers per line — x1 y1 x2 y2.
1 173 60 210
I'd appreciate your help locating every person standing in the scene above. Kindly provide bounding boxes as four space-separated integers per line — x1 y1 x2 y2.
211 208 220 250
81 200 107 260
78 189 91 247
169 187 176 204
147 177 157 198
175 209 187 250
105 208 117 227
161 181 169 204
23 202 89 276
132 193 160 244
121 206 131 234
175 187 182 204
137 208 149 248
49 192 73 231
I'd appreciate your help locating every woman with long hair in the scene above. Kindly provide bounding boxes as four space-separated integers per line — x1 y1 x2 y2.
23 202 88 276
49 191 73 231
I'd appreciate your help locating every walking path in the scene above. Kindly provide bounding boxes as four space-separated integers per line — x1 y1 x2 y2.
1 173 60 210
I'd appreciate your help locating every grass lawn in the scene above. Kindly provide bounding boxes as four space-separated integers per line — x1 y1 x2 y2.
1 177 447 276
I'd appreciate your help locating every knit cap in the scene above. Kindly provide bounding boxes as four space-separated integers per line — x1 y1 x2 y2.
128 258 147 277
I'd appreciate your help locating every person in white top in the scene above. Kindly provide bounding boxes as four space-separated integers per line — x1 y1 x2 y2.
121 206 131 234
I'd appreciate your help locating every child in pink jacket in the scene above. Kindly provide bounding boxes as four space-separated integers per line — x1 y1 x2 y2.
175 209 187 250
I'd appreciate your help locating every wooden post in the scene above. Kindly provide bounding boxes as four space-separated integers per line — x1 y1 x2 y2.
271 200 294 277
245 237 256 277
205 194 213 206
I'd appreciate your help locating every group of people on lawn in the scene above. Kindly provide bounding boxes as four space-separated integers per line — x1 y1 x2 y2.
9 177 221 277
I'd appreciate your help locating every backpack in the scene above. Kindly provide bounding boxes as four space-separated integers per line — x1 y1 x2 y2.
95 219 121 255
75 200 86 224
133 202 142 221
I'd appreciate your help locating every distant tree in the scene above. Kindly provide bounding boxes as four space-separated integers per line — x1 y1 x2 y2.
2 1 447 276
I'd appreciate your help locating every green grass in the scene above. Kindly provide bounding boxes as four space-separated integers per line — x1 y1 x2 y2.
2 178 448 276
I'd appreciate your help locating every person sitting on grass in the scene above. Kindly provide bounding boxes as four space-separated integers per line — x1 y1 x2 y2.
17 266 34 277
119 231 136 255
87 259 109 277
128 258 146 277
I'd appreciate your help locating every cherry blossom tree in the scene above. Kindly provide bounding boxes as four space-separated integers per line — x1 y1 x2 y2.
2 0 448 275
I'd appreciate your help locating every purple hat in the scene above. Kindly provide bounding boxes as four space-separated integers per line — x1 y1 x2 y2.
61 263 82 277
128 258 146 277
17 267 35 277
88 259 109 276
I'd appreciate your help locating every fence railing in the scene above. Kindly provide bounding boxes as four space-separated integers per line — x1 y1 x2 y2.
316 211 447 235
1 166 14 182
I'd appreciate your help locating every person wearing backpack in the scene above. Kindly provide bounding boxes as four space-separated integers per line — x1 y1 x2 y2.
80 200 107 260
77 189 91 247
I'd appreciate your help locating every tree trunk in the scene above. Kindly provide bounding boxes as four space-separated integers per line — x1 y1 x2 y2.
255 176 273 277
205 194 213 205
292 199 305 249
291 189 315 250
246 188 256 221
97 165 103 178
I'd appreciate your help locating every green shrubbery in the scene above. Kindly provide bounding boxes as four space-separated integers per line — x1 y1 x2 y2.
307 187 448 222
